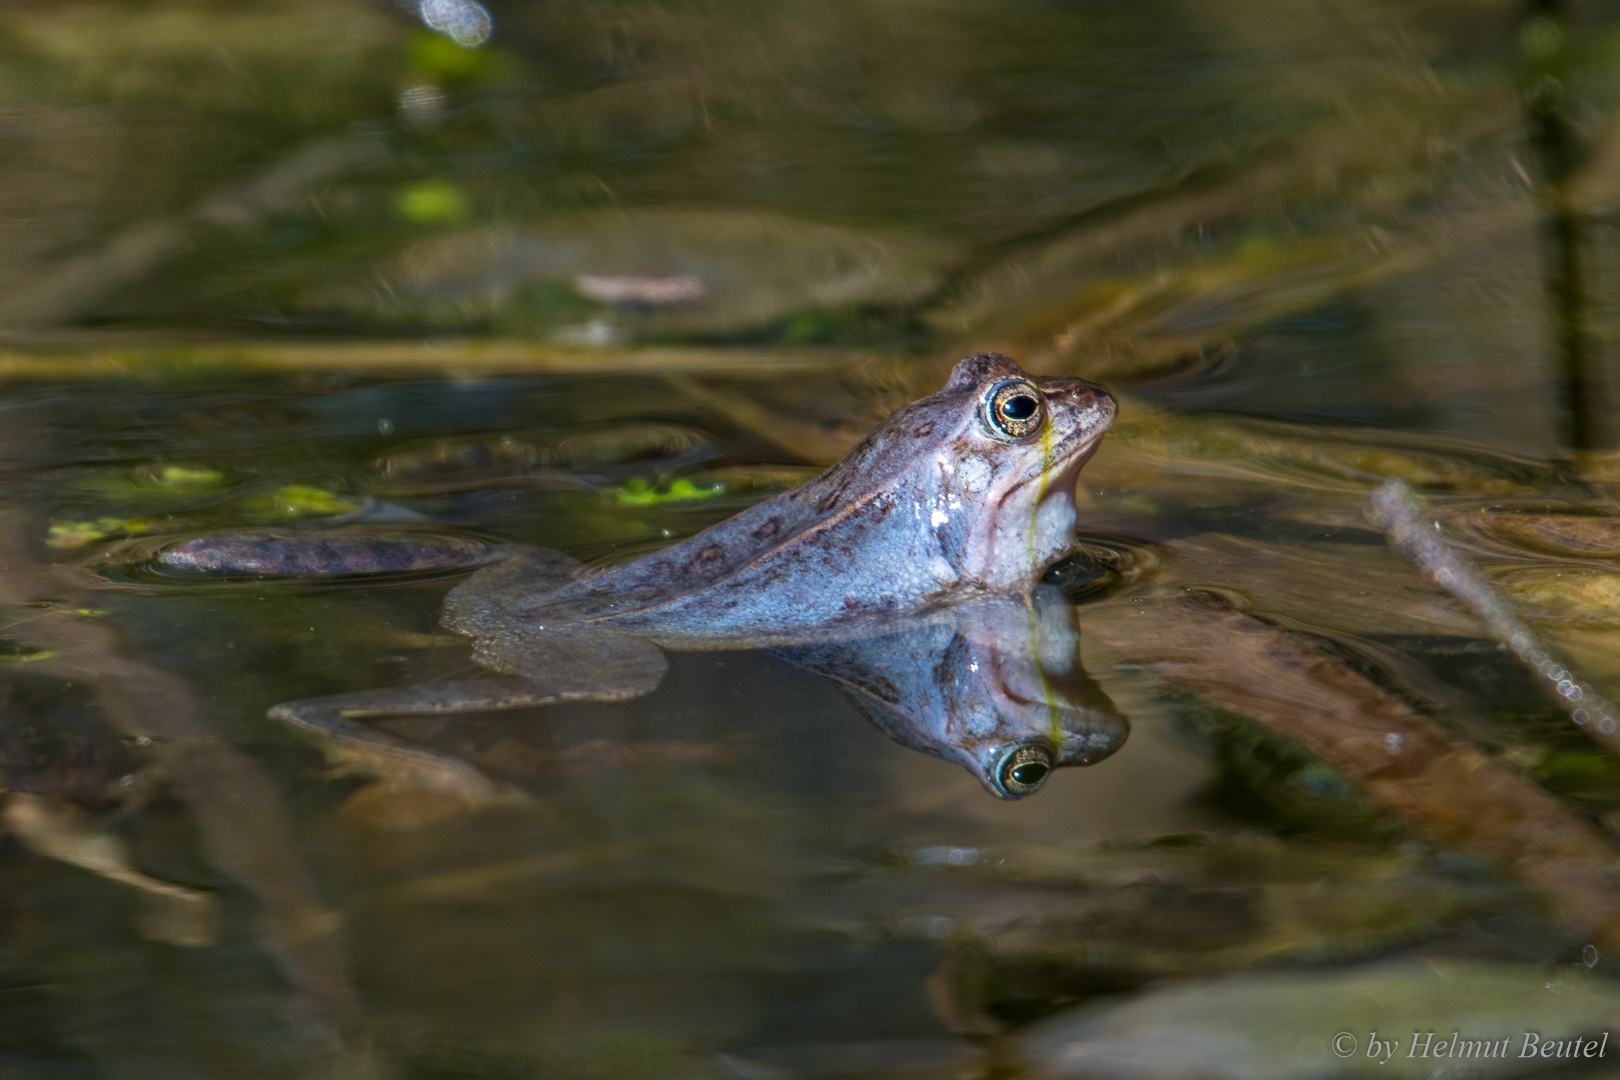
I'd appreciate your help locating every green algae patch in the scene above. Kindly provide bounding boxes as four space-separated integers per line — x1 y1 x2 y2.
1 650 59 663
79 464 227 500
612 466 817 508
151 465 224 489
393 179 473 226
236 484 362 519
46 484 362 550
615 477 724 506
47 516 158 549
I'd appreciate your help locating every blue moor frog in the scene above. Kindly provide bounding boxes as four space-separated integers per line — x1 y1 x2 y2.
269 352 1122 799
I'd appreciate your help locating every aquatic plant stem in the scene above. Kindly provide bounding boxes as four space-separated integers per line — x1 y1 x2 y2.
1367 477 1620 747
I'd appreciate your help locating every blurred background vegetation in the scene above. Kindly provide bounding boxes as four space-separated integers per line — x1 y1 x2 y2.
13 6 1620 1077
2 0 1616 394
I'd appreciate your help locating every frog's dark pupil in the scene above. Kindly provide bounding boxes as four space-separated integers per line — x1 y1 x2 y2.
1010 761 1049 785
1000 394 1038 421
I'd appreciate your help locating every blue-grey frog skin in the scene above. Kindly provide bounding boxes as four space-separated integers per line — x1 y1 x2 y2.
269 352 1120 800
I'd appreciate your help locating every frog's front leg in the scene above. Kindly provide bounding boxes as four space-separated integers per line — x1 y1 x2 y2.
270 632 670 803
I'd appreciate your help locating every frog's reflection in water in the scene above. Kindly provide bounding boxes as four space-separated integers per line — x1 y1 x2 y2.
773 585 1127 800
273 583 1128 803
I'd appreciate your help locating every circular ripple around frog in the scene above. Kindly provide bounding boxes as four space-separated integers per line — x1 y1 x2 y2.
89 527 506 593
1042 530 1160 604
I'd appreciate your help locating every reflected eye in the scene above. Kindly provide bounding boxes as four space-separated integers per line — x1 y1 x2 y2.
1011 759 1049 785
997 743 1054 797
985 380 1045 439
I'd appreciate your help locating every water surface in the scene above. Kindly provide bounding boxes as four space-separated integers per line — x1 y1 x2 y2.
6 2 1620 1078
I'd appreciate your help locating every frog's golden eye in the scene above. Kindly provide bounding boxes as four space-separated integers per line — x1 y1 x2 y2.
984 380 1045 439
996 743 1053 797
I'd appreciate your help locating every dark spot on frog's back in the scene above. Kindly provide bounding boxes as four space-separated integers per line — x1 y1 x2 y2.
751 518 781 541
687 544 726 572
913 421 935 438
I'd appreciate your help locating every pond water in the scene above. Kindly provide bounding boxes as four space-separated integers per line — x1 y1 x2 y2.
7 2 1620 1078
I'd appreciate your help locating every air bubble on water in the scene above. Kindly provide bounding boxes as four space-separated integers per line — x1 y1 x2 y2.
419 0 492 47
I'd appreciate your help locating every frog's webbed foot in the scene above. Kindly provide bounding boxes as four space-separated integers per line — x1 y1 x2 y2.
269 631 669 803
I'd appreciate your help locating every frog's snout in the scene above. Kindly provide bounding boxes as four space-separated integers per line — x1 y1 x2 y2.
1050 376 1116 434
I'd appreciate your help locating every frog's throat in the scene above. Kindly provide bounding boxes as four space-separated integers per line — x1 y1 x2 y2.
970 449 1089 592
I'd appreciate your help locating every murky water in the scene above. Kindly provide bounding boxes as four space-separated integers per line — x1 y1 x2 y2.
8 2 1620 1078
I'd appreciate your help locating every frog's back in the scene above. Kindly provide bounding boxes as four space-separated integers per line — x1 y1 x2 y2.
440 479 830 641
519 478 879 643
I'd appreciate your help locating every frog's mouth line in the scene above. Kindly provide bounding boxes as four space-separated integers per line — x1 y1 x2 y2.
1006 409 1113 496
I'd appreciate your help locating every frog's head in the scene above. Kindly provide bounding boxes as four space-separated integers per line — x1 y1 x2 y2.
866 352 1117 590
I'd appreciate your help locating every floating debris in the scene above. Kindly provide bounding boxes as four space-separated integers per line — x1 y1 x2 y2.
574 274 706 307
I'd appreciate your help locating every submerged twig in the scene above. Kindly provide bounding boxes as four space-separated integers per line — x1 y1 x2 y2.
1367 477 1620 745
